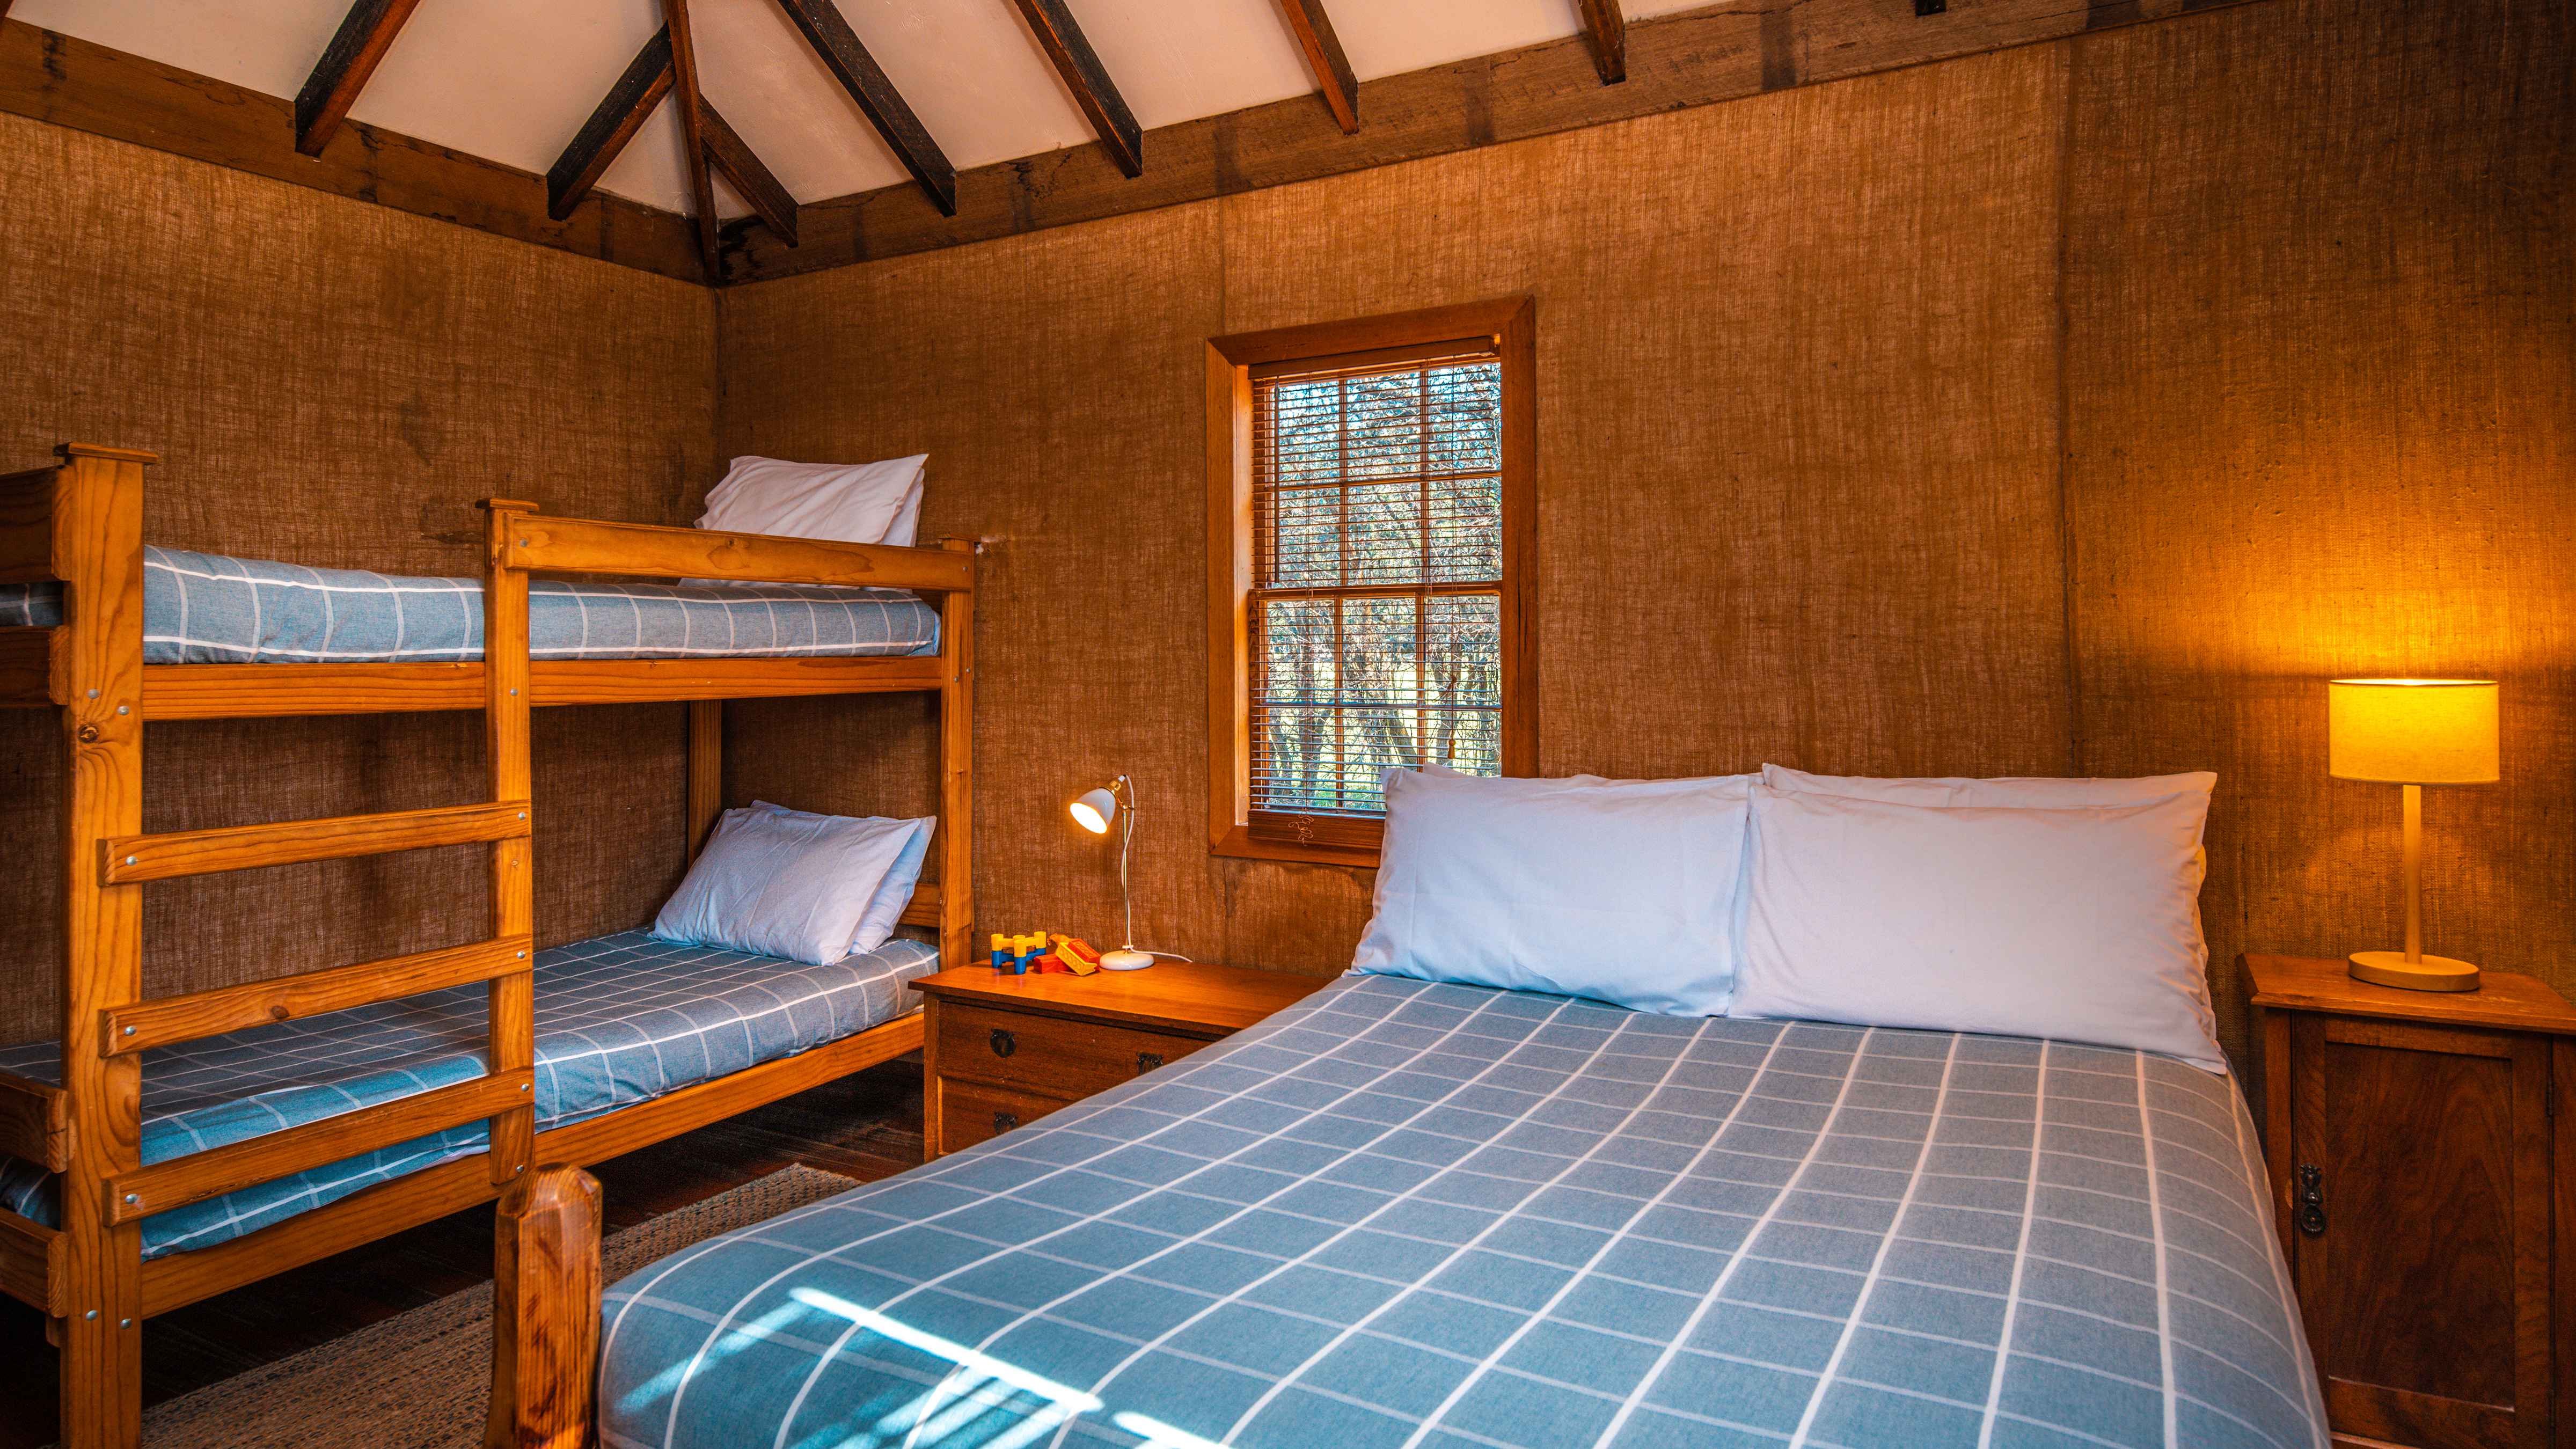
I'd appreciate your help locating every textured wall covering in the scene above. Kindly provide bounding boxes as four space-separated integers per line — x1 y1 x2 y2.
0 114 716 1042
2062 0 2574 1045
719 0 2570 1064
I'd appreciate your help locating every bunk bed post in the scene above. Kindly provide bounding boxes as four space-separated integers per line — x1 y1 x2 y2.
486 1163 602 1449
685 701 721 862
52 444 155 1449
937 539 975 978
481 500 539 1188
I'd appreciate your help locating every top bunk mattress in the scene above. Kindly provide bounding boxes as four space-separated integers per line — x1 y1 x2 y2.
596 972 2325 1449
0 546 940 663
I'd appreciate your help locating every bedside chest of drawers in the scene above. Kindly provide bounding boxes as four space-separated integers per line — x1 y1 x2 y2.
910 960 1328 1158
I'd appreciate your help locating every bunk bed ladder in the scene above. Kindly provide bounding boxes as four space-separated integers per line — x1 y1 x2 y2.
45 457 544 1449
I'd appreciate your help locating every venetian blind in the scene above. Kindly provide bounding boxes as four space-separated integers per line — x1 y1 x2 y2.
1248 338 1506 827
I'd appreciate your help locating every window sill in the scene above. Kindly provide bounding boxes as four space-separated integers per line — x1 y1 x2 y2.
1209 825 1379 870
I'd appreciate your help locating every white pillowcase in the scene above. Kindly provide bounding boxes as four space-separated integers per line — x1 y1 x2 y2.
1760 763 2217 808
750 801 933 956
697 454 927 550
1732 785 2224 1071
1352 769 1754 1016
652 805 923 966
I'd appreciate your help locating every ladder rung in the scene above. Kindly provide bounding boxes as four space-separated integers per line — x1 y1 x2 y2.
100 800 532 885
105 1069 535 1226
101 936 536 1056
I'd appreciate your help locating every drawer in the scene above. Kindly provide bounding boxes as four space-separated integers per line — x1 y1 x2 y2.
939 1078 1072 1153
934 1000 1208 1099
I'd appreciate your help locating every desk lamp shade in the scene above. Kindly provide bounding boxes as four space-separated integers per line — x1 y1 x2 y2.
2328 679 2497 992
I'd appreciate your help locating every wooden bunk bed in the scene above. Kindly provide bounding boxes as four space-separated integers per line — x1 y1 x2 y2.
0 444 976 1449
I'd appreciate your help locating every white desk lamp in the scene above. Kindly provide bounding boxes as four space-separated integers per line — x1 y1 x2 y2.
1069 775 1161 971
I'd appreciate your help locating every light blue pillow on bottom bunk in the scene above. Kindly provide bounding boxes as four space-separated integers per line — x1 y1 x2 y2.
652 806 923 965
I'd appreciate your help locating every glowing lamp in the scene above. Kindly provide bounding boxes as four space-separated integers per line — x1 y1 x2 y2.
2328 679 2498 992
1065 777 1157 971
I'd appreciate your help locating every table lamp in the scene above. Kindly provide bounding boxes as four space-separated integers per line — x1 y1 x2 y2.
1068 775 1156 971
2328 678 2498 992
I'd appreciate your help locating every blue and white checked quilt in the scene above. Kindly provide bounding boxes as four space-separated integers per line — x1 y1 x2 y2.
598 974 2324 1449
0 546 940 662
0 931 938 1258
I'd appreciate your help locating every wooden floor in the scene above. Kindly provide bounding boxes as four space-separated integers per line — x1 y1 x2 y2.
0 1057 924 1449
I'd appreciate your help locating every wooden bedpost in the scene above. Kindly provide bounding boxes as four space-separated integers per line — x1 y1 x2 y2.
937 539 975 979
486 1164 602 1449
480 500 539 1189
685 700 722 861
53 444 153 1449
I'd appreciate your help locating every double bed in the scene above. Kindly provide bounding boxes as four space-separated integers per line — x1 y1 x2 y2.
579 974 2325 1449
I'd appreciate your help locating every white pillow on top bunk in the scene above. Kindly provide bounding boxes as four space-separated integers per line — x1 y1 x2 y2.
1730 769 2224 1072
696 453 927 550
651 804 923 966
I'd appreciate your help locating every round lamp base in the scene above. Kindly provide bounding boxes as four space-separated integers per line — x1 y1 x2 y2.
1099 948 1155 972
2348 950 2481 993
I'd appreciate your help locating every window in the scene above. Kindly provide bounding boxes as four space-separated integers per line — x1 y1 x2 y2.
1207 298 1535 866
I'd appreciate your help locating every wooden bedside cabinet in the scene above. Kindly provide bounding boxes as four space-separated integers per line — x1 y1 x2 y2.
910 960 1328 1158
2245 954 2574 1449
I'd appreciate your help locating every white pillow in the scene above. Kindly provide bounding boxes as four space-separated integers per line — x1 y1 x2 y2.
750 801 933 956
697 454 927 550
651 806 921 966
1732 786 2224 1071
1760 763 2216 807
1352 770 1754 1016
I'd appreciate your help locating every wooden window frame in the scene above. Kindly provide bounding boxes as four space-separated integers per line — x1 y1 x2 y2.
1206 296 1537 868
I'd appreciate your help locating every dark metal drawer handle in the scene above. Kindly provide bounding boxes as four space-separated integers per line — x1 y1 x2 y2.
2294 1164 2325 1238
989 1028 1016 1059
1137 1051 1164 1072
993 1111 1019 1133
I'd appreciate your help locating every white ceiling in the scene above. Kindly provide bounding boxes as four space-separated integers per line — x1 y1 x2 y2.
15 0 1708 218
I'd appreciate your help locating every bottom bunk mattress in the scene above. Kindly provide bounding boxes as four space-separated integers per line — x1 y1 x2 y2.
0 545 940 662
0 930 938 1258
598 974 2325 1449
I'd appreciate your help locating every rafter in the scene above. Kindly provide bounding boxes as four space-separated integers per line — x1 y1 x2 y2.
662 0 721 279
1577 0 1627 85
703 101 799 247
1271 0 1358 134
545 28 674 223
769 0 958 217
1006 0 1142 179
292 0 426 156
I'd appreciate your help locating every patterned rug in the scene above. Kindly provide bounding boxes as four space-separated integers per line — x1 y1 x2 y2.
135 1164 860 1449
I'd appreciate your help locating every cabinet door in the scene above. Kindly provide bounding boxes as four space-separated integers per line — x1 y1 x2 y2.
2289 1015 2552 1449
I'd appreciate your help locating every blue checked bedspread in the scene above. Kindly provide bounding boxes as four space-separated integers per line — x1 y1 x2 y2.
0 931 938 1258
0 546 939 662
598 974 2324 1449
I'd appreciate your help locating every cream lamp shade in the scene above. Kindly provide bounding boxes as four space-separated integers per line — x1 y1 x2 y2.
2327 679 2499 784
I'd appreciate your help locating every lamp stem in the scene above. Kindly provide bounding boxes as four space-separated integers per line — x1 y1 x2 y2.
1117 774 1137 953
2401 782 2422 964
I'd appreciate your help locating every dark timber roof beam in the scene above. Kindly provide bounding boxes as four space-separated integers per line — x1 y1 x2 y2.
546 28 674 222
293 0 426 156
769 0 959 216
1006 0 1143 179
1271 0 1358 134
1577 0 1627 85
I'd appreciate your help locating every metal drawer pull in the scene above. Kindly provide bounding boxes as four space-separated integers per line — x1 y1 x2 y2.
2294 1164 2326 1237
994 1111 1019 1133
989 1028 1016 1058
1137 1051 1164 1072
